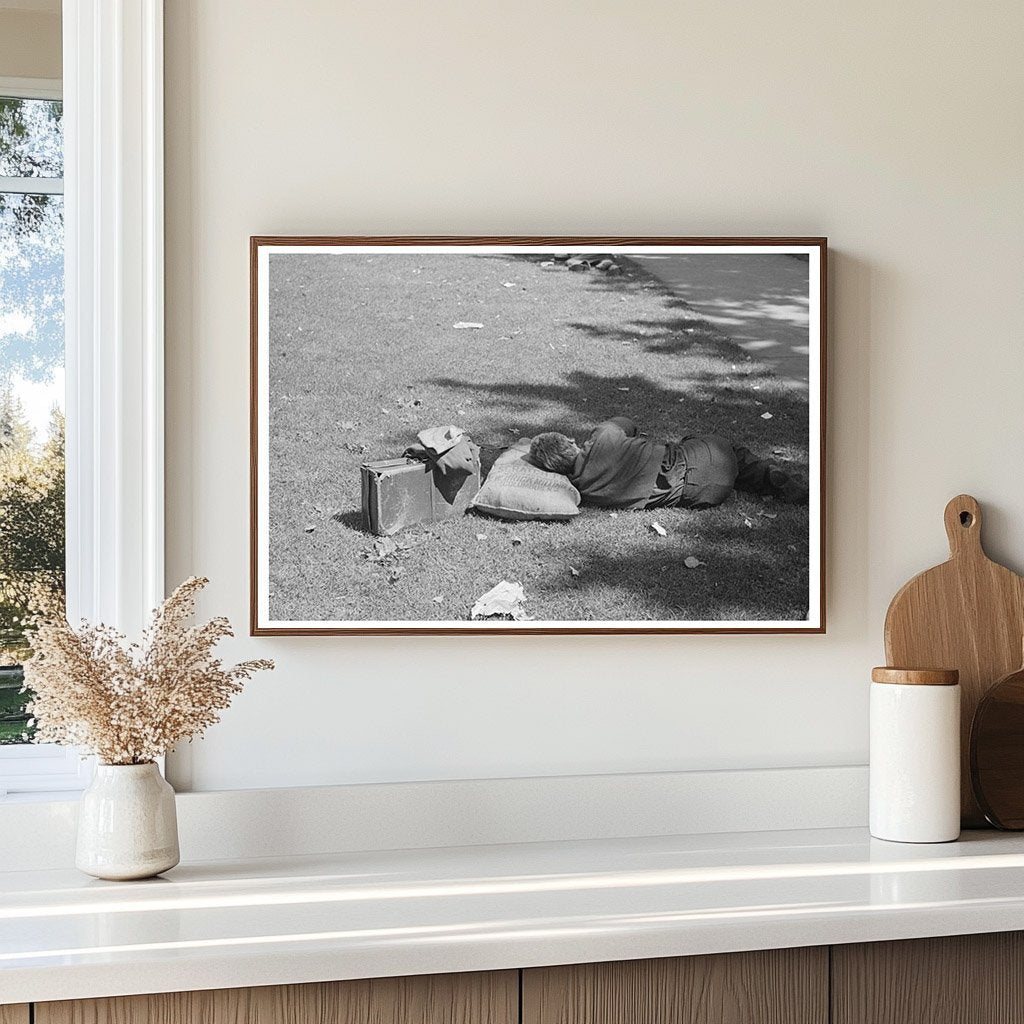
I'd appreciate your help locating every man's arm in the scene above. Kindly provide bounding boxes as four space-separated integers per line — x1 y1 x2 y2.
602 416 638 436
581 416 637 456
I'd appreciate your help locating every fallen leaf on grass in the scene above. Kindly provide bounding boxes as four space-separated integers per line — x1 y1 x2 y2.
367 537 398 560
761 412 774 420
683 556 705 569
471 580 531 621
453 322 484 330
365 534 428 563
393 535 424 552
650 522 667 537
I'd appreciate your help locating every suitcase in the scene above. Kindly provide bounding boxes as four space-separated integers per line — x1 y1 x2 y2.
361 453 481 536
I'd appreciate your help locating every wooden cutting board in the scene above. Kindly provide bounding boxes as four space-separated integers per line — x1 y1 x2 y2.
884 494 1024 826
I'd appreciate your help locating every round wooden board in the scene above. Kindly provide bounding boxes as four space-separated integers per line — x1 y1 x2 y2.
971 662 1024 829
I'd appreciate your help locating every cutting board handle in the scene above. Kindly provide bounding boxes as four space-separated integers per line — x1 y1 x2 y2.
944 493 983 558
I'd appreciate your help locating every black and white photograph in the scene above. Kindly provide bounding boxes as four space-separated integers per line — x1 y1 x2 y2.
251 238 825 634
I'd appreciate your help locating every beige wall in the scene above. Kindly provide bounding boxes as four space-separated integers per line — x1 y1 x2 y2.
0 8 60 80
163 1 1024 791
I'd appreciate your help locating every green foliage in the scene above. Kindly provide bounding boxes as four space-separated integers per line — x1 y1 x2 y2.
0 664 29 743
0 393 65 741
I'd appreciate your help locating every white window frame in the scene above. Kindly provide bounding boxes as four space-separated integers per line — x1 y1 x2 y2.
0 0 164 798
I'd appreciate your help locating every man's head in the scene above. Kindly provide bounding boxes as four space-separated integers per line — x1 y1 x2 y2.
530 432 580 475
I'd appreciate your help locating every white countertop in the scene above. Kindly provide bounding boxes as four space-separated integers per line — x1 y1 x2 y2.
4 826 1024 1004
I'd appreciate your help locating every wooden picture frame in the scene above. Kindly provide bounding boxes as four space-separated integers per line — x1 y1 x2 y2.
251 237 826 635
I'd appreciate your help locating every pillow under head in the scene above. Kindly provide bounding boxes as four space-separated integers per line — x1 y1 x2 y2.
471 439 581 521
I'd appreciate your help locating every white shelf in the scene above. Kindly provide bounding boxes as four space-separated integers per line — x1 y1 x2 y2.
5 826 1024 1004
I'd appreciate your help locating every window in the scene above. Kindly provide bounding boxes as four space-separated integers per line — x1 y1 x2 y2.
0 79 81 795
0 5 166 798
0 87 66 736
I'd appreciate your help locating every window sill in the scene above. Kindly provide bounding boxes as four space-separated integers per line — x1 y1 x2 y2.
0 789 85 804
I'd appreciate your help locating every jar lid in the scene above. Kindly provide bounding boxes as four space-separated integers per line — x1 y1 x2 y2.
871 667 959 686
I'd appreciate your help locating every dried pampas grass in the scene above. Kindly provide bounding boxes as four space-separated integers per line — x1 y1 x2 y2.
23 577 273 765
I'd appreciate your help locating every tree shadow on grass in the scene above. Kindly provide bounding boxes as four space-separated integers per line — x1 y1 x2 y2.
564 313 730 359
367 252 808 460
536 522 810 621
426 369 810 476
440 252 812 352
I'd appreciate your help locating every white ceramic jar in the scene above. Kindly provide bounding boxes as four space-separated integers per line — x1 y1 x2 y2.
76 762 180 880
870 667 961 843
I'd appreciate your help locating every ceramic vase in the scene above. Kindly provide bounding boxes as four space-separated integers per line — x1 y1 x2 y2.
76 762 180 880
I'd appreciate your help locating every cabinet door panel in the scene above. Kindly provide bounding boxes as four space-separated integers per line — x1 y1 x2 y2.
523 948 827 1024
832 932 1024 1024
36 970 517 1024
0 1007 29 1024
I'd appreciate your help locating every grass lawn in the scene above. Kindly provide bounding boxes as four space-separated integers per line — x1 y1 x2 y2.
267 252 810 623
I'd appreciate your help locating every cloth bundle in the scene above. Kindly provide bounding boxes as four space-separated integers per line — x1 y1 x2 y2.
403 425 480 504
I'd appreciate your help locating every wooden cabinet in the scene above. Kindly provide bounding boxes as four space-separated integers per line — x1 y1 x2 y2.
522 948 828 1024
831 932 1024 1024
14 933 1024 1024
34 971 517 1024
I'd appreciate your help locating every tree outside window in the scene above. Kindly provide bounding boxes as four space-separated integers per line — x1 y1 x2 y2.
0 94 65 744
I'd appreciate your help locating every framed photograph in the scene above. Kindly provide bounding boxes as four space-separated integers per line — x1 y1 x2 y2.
251 237 826 635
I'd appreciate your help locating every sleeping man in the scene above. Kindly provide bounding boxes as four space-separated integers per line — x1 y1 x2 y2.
529 417 808 510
